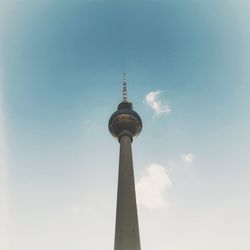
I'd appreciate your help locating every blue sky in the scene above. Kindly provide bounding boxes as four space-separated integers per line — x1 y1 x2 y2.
0 1 250 250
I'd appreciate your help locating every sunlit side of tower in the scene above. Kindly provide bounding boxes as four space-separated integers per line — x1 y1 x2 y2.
109 75 142 250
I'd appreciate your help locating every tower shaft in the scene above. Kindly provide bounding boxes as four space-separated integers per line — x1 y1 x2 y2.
114 134 141 250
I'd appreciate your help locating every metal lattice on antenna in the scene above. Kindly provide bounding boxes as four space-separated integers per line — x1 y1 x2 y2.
122 73 127 102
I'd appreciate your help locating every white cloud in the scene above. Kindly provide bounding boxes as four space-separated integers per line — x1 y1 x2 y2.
136 164 171 210
181 153 194 165
144 91 171 116
72 207 81 214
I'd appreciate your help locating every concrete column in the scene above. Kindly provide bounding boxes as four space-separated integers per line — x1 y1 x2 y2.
114 133 141 250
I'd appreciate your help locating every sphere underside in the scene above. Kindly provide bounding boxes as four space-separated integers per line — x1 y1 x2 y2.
109 110 142 139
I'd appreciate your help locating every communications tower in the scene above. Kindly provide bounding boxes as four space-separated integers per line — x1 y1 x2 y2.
109 75 142 250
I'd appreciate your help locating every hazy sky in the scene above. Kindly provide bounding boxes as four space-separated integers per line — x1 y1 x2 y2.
0 1 250 250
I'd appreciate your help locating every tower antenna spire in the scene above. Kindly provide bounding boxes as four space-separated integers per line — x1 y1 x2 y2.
122 73 127 102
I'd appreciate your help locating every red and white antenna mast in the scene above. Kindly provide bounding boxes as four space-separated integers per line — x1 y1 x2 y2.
122 73 127 102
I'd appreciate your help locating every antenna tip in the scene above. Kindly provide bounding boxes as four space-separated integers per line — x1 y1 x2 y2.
122 73 127 101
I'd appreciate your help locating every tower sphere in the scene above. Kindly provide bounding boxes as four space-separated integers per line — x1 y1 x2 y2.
109 101 142 140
